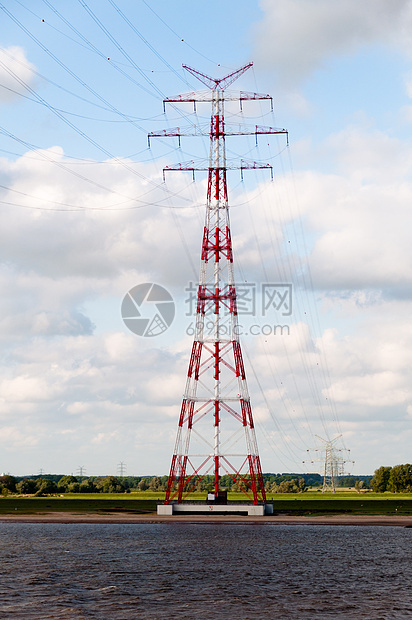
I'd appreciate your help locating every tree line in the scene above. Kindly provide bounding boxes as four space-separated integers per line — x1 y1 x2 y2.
0 473 312 495
0 471 373 496
0 475 131 496
370 465 412 492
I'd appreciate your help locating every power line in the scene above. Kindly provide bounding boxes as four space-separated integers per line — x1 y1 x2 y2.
78 0 171 100
141 0 221 67
107 0 194 90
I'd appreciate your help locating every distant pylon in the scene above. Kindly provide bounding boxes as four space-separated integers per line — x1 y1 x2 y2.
305 435 354 492
117 461 126 477
150 63 288 506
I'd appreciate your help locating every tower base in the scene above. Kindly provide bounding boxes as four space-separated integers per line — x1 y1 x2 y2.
157 503 273 516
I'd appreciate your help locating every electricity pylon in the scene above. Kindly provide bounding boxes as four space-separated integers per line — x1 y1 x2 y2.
150 63 288 507
306 435 353 492
117 461 126 477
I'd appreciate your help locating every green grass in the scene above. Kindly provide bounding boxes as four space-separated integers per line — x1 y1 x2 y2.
0 496 158 515
267 491 412 515
1 491 412 516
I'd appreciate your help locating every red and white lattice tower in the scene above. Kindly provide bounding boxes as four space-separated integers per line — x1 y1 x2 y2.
150 63 288 508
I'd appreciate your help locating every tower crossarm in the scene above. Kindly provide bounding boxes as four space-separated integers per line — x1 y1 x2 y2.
183 62 253 91
149 124 288 146
239 91 273 102
239 160 274 180
227 125 288 139
148 124 210 146
163 90 274 112
162 158 274 181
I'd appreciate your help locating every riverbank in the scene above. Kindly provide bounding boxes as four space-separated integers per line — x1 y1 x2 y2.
1 511 412 526
2 493 412 520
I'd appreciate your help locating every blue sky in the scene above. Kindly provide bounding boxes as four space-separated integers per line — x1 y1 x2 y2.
1 0 412 477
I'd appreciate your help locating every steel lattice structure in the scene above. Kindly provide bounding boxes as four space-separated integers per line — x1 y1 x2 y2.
150 63 288 506
306 435 354 492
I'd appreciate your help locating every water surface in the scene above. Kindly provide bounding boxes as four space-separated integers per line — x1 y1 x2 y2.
1 523 411 618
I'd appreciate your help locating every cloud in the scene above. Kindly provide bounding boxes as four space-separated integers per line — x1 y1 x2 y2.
2 124 412 474
238 125 412 295
253 0 412 85
241 295 412 473
0 46 37 103
0 325 188 464
0 147 202 284
0 146 207 472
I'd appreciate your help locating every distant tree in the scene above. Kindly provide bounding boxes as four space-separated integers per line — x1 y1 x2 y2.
355 480 364 493
16 478 37 494
370 466 392 492
273 478 306 493
233 480 248 493
57 476 78 492
149 476 163 491
79 479 96 493
95 476 125 493
67 482 81 493
297 477 307 493
339 476 356 488
388 464 412 493
138 479 149 491
0 475 17 493
278 479 298 493
35 478 57 496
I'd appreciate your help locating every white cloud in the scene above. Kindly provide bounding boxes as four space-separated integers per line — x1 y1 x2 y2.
0 147 202 283
0 127 409 477
0 46 37 103
240 125 412 295
253 0 412 85
2 82 412 475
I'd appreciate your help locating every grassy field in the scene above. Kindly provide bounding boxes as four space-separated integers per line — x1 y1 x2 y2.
1 491 412 516
0 495 159 515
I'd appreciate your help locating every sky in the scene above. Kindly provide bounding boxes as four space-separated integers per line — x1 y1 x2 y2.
1 0 412 477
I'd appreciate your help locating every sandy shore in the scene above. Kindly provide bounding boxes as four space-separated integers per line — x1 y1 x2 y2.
1 512 412 526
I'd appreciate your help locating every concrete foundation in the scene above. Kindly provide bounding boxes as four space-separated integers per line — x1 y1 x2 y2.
157 504 174 515
157 503 273 516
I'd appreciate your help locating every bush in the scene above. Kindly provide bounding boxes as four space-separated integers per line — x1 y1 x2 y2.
370 466 392 492
34 478 58 496
16 478 37 494
388 464 412 493
0 475 17 494
79 479 96 493
273 478 306 493
94 476 126 493
57 476 78 492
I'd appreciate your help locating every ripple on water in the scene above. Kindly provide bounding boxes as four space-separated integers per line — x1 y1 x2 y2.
0 523 411 619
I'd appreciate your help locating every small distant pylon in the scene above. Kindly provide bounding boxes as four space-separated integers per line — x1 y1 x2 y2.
117 461 126 477
77 465 86 477
305 435 354 492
